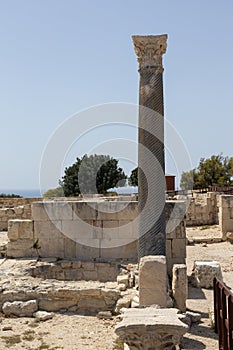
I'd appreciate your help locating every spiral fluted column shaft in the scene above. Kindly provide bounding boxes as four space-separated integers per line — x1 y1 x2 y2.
132 34 168 259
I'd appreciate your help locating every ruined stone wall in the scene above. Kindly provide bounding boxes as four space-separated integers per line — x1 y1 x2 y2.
35 201 138 262
219 195 233 239
7 200 186 275
0 205 32 231
185 192 219 226
0 197 42 208
30 261 121 282
165 201 186 275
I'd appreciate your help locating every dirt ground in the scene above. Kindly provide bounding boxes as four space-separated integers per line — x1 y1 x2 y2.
0 226 232 350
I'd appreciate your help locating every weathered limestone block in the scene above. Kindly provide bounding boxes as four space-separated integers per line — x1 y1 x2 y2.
38 299 76 312
33 310 54 321
7 241 35 258
97 201 137 221
117 275 129 288
226 231 233 242
32 202 73 221
72 202 98 221
172 264 187 312
191 260 222 289
83 270 98 280
2 300 38 317
14 206 24 215
77 297 106 310
8 219 33 241
115 307 188 350
115 296 131 314
171 238 186 259
139 255 167 307
219 195 233 239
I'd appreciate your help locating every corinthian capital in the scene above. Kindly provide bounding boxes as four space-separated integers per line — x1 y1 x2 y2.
132 34 168 72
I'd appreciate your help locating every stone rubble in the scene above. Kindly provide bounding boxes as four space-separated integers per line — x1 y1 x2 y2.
33 310 54 321
191 260 222 288
2 300 38 317
0 258 122 316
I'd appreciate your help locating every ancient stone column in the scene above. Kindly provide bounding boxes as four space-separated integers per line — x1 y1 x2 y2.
132 35 168 258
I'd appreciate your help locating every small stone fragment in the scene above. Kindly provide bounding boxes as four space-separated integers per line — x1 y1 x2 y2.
117 283 126 291
96 311 112 319
33 311 54 321
2 326 13 331
226 232 233 242
134 275 139 289
115 296 131 314
117 275 129 288
131 294 139 308
2 300 38 317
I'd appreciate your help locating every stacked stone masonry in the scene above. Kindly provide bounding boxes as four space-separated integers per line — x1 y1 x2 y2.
185 192 219 227
30 260 121 282
219 195 233 239
0 205 32 231
0 258 127 315
0 197 42 208
7 200 186 276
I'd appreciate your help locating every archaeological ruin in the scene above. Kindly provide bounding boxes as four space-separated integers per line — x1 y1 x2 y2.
0 35 233 349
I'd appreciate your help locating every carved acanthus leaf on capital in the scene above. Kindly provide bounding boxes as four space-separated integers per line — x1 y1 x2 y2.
132 35 168 72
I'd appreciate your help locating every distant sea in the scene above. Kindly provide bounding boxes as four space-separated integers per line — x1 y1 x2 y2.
0 189 42 198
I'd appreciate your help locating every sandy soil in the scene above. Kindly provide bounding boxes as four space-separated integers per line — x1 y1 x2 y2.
0 226 232 350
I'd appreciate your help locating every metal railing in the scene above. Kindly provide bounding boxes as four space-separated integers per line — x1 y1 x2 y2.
214 277 233 349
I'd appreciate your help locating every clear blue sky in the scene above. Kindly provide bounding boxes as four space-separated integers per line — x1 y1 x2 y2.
0 0 233 191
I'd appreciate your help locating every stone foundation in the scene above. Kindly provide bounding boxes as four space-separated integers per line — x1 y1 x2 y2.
185 192 219 227
219 195 233 239
30 260 122 282
0 205 32 231
7 200 186 276
0 259 121 315
0 197 42 209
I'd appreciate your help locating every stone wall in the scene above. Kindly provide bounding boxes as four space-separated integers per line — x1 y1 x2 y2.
185 192 219 226
30 261 121 282
166 201 186 275
35 200 138 262
0 205 32 231
219 195 233 239
7 200 186 276
0 197 42 208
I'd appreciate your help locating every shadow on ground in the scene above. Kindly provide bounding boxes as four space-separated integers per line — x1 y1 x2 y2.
188 285 206 300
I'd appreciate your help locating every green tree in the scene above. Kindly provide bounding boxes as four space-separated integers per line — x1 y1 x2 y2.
43 187 64 197
61 154 127 196
180 154 233 189
129 167 138 186
180 170 196 190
